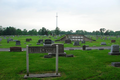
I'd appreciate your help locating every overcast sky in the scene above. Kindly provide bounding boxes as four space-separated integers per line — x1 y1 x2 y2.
0 0 120 32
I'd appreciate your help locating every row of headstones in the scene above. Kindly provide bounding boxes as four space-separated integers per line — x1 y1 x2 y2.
9 43 73 58
65 39 85 44
101 40 116 45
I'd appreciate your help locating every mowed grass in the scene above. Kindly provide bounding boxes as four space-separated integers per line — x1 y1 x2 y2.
0 35 120 48
0 49 120 80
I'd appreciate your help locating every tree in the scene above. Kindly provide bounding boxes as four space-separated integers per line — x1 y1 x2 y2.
3 26 16 35
55 27 60 35
38 29 42 35
95 31 100 35
22 29 27 35
0 26 2 35
104 30 110 35
16 29 22 35
41 27 46 35
28 29 37 35
100 28 106 35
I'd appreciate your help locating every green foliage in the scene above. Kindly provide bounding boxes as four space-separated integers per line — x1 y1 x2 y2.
55 27 60 35
0 26 120 36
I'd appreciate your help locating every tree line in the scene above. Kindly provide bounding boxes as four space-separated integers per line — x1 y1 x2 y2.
0 26 120 36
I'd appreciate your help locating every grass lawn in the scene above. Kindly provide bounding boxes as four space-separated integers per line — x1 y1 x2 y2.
0 49 120 80
0 35 120 48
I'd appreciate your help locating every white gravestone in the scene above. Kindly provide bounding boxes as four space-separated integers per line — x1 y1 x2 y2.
108 45 120 55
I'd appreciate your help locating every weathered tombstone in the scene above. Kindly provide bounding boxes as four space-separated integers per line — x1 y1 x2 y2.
108 45 120 55
111 40 116 43
0 38 2 41
43 39 52 46
48 43 66 56
73 41 80 46
101 42 106 45
81 41 85 44
16 41 21 45
65 39 71 44
10 47 22 52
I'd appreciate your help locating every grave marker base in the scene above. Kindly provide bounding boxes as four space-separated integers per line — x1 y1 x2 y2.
48 52 66 56
111 62 120 67
108 52 120 55
24 73 60 79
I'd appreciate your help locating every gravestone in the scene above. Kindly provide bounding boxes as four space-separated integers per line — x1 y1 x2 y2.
10 47 22 52
111 62 120 67
37 39 43 45
43 39 52 46
48 43 66 56
111 40 116 43
73 41 80 46
65 39 71 44
7 39 13 43
0 38 2 41
98 48 104 50
66 54 74 57
81 41 85 44
101 42 106 45
104 37 107 40
26 38 32 42
108 45 120 55
16 41 21 45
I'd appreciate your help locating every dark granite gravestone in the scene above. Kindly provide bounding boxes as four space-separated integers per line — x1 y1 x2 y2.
101 42 106 45
111 62 120 67
73 41 80 46
104 37 107 40
10 47 22 52
26 38 32 42
37 39 43 45
108 45 120 55
65 39 71 44
16 41 21 45
48 43 66 56
43 39 52 46
66 54 74 57
111 40 116 43
81 41 85 44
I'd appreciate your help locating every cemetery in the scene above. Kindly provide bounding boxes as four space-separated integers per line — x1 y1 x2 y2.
0 35 120 80
0 0 120 79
